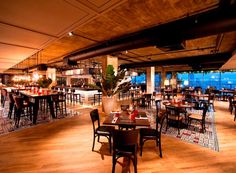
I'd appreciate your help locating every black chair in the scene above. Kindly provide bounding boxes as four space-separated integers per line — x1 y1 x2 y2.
166 105 183 135
139 113 166 157
112 129 139 173
90 109 114 153
144 94 152 108
13 95 33 128
8 92 15 119
188 103 208 133
1 89 8 107
155 99 166 124
228 96 234 114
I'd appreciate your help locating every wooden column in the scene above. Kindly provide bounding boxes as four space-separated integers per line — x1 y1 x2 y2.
146 66 155 93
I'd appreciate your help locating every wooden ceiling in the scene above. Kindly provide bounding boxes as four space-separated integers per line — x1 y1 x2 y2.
1 0 236 73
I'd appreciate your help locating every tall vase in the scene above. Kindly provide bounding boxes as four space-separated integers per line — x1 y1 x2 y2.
102 95 118 115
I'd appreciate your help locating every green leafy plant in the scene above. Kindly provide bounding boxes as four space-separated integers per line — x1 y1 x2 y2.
37 77 52 88
90 65 131 97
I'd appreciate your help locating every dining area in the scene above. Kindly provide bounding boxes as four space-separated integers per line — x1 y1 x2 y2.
0 86 69 130
85 87 216 172
1 0 236 172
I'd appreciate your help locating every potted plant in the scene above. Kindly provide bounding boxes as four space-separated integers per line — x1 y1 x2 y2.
90 65 131 114
37 77 52 89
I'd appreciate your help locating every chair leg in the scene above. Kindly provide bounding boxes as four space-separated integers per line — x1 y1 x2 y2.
177 121 180 135
133 156 137 173
109 136 112 153
92 135 96 151
139 137 143 156
112 156 116 173
157 138 162 158
64 101 67 115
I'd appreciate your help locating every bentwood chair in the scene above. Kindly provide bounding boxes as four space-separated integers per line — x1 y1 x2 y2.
139 113 166 157
112 129 139 173
90 109 114 153
188 102 208 133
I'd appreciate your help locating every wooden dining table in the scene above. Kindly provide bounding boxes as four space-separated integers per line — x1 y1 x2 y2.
19 90 59 124
103 112 150 128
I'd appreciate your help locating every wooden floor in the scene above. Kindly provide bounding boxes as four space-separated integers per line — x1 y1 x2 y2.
0 101 236 173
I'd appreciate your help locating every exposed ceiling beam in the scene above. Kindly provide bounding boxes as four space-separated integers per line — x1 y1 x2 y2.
64 3 236 63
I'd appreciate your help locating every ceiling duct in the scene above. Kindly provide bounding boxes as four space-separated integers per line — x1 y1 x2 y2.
64 3 236 64
120 53 231 70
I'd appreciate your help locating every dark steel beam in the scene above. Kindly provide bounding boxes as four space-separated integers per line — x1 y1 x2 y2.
120 52 231 69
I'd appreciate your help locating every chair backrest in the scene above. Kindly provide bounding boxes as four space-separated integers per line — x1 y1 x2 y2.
13 96 23 109
90 109 100 131
166 105 179 119
121 104 129 111
52 94 59 101
229 96 234 106
155 100 161 115
153 91 156 97
8 92 14 103
113 129 138 151
156 113 166 133
144 94 152 101
208 93 215 101
1 89 7 96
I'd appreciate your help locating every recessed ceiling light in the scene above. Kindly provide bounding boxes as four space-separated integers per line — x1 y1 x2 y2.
68 32 73 36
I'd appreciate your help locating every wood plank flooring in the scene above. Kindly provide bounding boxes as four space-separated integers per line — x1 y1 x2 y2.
0 101 236 173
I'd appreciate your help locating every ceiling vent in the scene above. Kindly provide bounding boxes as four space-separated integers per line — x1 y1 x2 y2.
156 40 186 52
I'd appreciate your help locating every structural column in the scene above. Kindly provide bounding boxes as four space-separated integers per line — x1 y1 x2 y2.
146 66 155 93
161 67 166 88
46 68 57 87
101 55 118 74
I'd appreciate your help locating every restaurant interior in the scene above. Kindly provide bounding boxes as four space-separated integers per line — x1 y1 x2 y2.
0 0 236 173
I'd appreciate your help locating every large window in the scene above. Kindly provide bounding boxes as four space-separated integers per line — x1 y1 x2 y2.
177 71 236 90
131 73 146 84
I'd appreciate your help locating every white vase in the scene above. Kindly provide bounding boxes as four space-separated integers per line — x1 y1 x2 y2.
102 95 118 115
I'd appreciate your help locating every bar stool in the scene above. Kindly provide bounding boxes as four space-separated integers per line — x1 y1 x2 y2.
52 92 67 117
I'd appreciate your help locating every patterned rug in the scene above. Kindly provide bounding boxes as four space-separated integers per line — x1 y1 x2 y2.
144 108 219 151
0 101 81 136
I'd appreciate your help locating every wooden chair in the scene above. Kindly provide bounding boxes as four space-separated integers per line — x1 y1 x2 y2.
188 103 208 133
112 129 139 173
90 109 114 153
139 113 166 157
166 105 183 135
